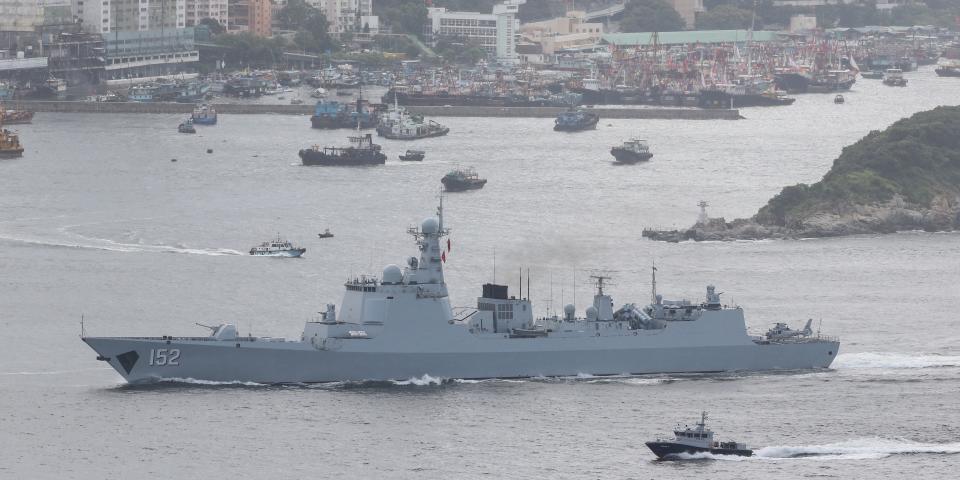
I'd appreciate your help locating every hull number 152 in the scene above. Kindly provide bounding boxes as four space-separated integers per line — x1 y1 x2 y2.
148 348 180 366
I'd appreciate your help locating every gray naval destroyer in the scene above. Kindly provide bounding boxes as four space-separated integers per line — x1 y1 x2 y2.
83 201 840 384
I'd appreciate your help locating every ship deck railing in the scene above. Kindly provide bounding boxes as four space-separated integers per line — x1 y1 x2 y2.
110 335 288 343
752 334 839 344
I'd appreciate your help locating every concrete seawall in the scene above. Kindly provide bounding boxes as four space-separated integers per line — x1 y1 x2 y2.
17 101 741 120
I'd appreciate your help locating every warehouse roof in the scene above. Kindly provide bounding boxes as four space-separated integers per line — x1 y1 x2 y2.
601 30 781 46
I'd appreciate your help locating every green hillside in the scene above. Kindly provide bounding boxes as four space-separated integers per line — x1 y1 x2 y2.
755 106 960 228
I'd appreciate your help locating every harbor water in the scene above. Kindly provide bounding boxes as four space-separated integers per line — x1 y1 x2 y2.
1 66 959 478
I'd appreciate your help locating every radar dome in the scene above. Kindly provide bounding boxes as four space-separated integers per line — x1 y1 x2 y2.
563 304 576 317
421 217 439 234
585 306 598 321
382 264 403 284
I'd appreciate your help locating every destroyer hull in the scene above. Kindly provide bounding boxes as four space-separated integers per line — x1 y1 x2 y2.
83 337 838 384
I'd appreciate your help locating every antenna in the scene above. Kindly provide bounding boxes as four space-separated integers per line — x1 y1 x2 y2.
589 275 612 296
651 261 658 304
519 267 522 300
80 314 85 338
573 267 576 308
527 268 530 302
492 247 497 283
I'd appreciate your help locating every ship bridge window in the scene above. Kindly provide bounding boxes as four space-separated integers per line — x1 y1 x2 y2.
496 303 513 320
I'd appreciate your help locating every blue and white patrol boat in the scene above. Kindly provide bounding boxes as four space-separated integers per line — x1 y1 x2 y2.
646 412 753 459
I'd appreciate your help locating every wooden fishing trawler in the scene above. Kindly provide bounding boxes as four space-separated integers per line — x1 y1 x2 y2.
0 101 34 124
0 125 24 158
299 133 386 166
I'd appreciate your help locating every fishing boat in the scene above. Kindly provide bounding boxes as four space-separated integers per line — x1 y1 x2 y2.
249 234 306 257
882 69 908 86
610 138 653 164
378 113 449 140
860 70 885 79
399 150 425 161
191 104 217 125
0 102 33 124
935 65 960 77
178 118 196 134
441 167 487 192
553 108 599 132
318 229 334 239
834 94 845 104
299 133 387 166
1 118 24 158
807 70 856 93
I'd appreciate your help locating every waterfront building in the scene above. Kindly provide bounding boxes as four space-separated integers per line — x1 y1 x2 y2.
520 11 604 42
185 0 229 29
601 29 781 48
304 0 375 35
0 1 46 33
668 0 704 29
227 0 272 37
790 14 817 33
427 0 524 64
103 27 199 83
44 30 107 85
74 0 186 34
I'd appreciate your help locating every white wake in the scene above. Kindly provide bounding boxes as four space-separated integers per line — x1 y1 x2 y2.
833 352 960 370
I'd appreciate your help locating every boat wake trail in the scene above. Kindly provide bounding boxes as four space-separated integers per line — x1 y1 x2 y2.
833 352 960 370
756 438 960 460
0 221 243 256
665 439 960 461
157 377 267 387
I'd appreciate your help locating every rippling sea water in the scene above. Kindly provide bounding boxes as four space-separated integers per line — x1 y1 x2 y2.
1 66 959 479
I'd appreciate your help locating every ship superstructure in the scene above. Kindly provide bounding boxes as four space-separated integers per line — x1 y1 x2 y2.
83 201 840 384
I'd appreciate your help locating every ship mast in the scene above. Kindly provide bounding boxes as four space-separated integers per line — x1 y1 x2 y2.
651 261 658 305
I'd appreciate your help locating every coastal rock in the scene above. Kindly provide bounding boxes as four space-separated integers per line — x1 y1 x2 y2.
644 106 960 242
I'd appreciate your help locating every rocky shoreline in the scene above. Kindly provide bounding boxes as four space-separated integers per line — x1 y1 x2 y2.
643 195 960 242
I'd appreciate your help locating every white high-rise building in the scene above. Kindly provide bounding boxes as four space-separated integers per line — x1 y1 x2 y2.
185 0 228 28
428 0 525 64
493 0 523 64
308 0 373 34
74 0 186 34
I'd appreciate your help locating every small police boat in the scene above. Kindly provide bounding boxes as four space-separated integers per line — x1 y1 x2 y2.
646 412 753 459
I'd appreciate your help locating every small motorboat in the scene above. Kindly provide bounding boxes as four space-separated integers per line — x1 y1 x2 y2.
178 118 196 134
646 412 753 459
610 137 653 164
882 69 907 86
318 229 334 239
834 94 845 104
399 149 425 161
